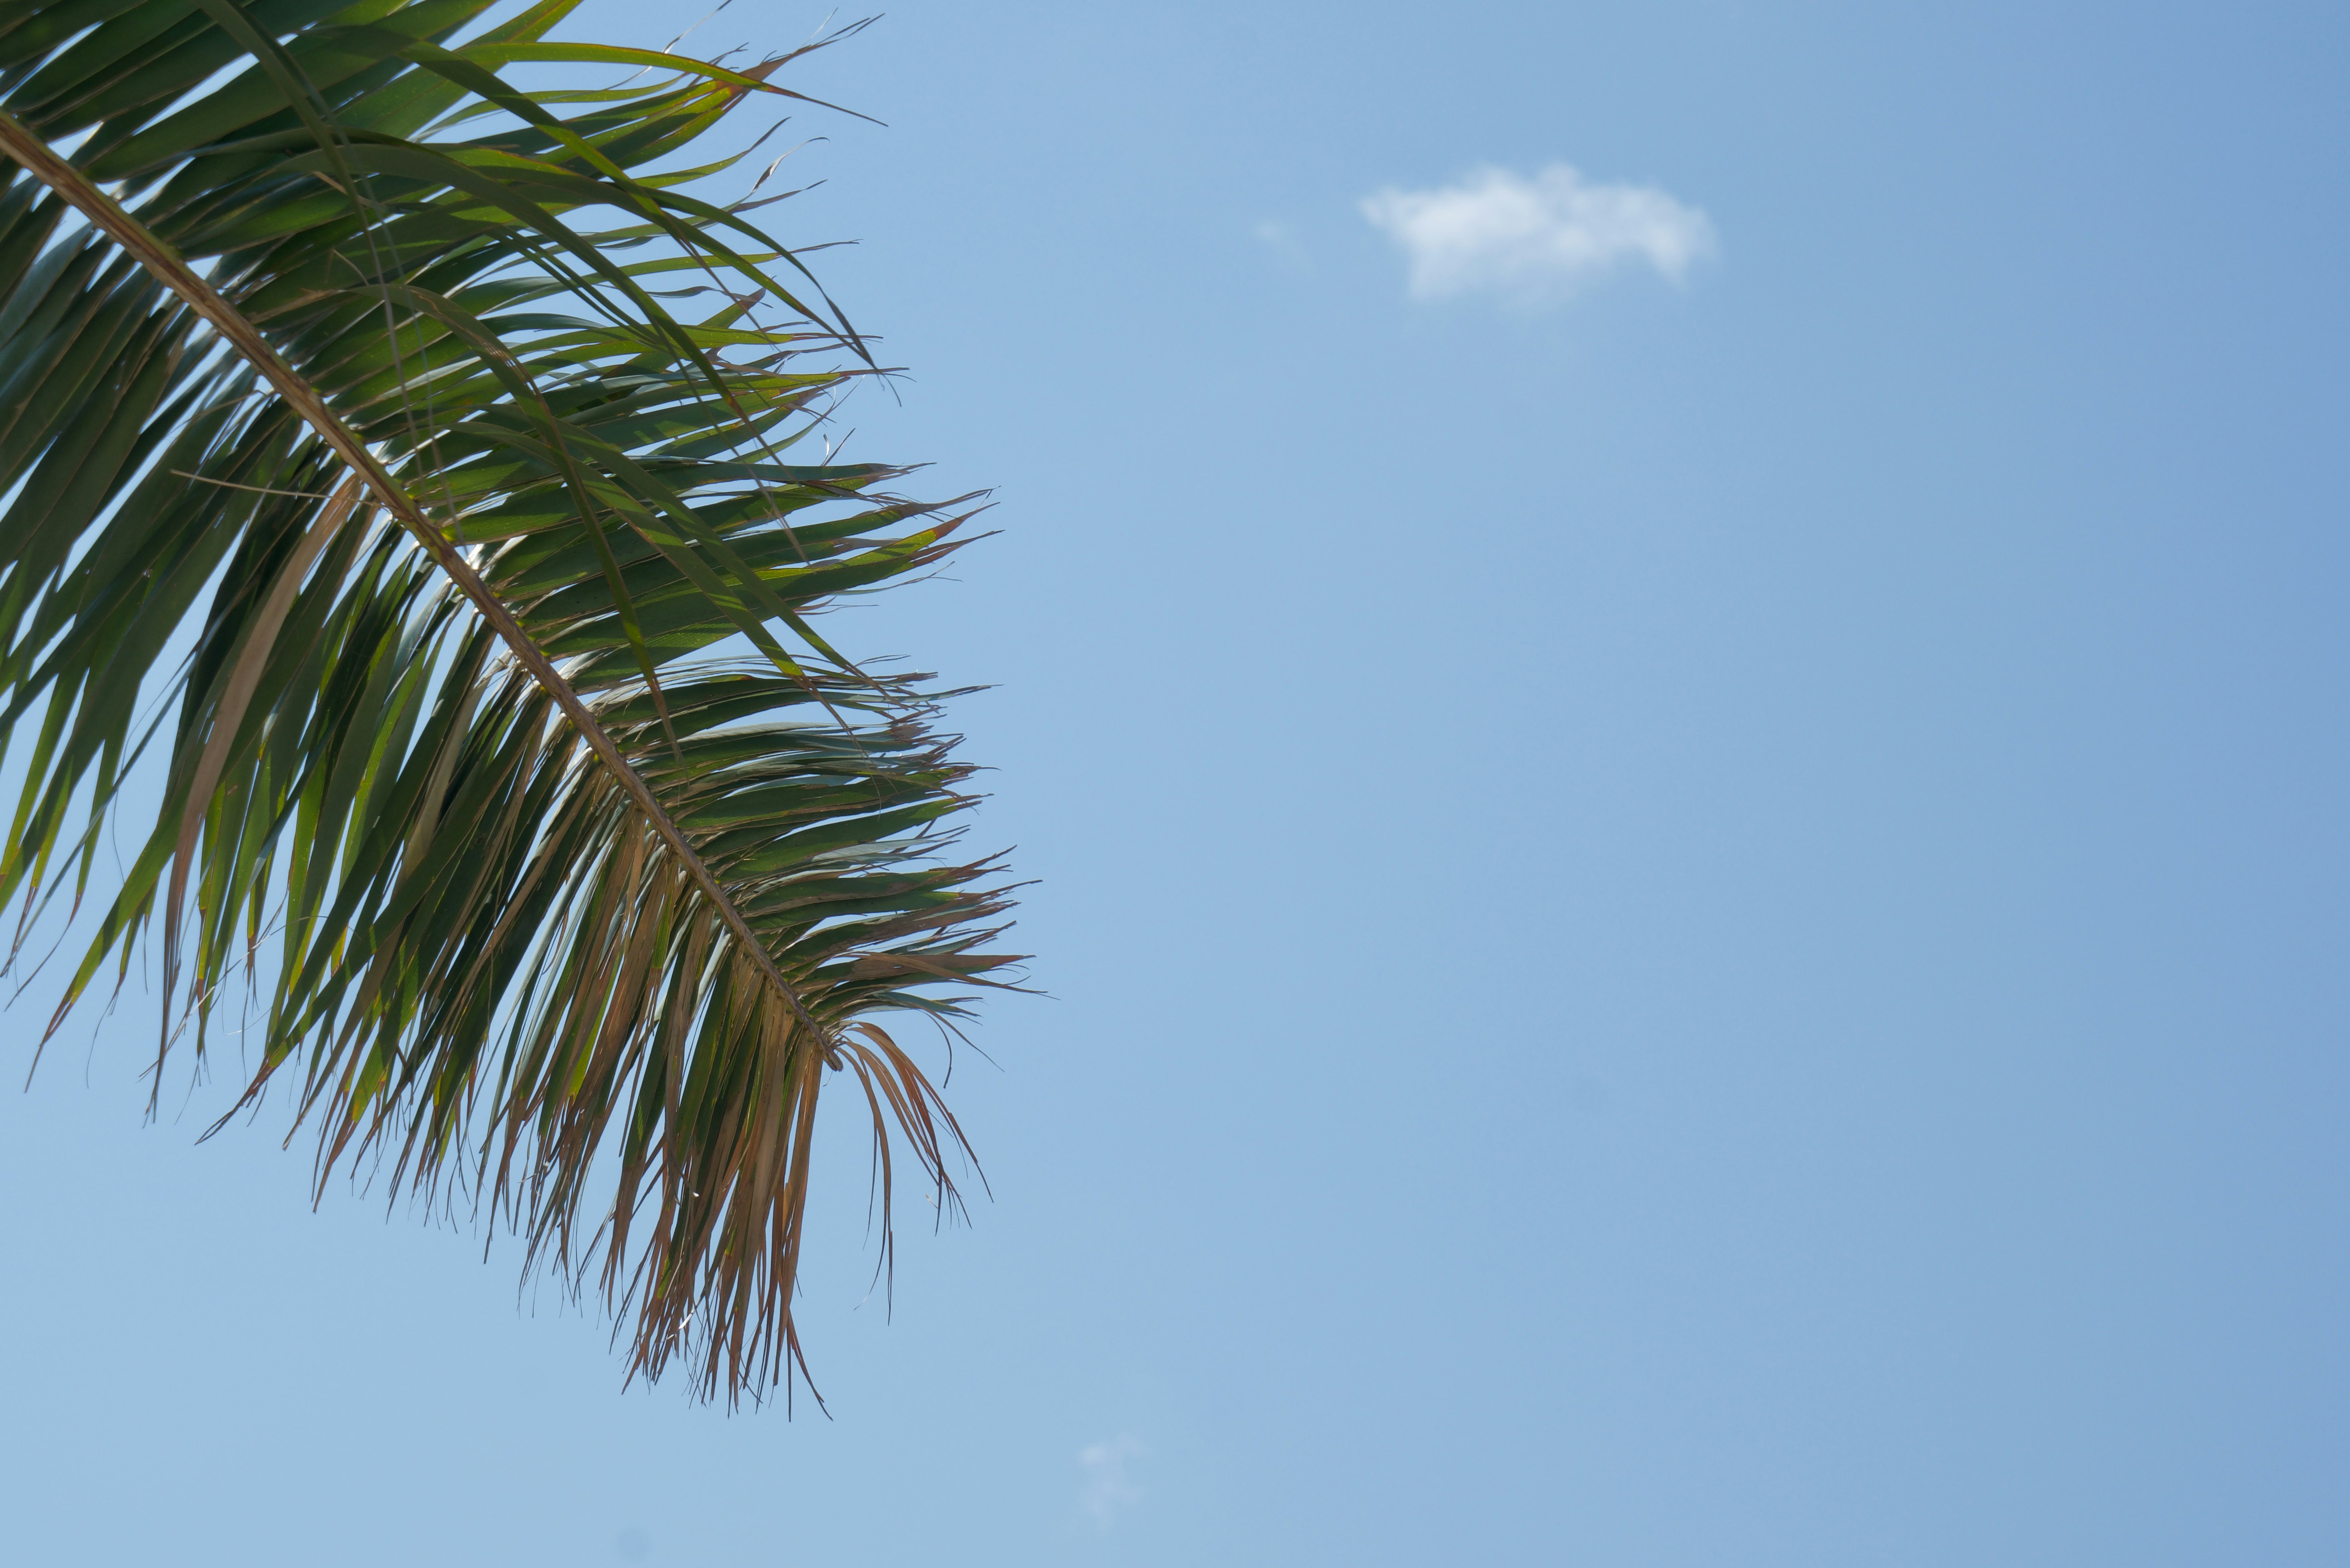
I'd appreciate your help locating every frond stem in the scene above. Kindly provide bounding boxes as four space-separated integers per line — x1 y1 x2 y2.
0 111 830 1045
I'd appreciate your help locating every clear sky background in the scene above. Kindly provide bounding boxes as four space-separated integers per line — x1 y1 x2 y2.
4 1 2348 1563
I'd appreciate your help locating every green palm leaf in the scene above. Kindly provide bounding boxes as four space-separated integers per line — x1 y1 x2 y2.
0 0 1019 1405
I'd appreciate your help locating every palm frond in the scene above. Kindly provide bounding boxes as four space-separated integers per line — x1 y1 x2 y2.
0 0 1019 1405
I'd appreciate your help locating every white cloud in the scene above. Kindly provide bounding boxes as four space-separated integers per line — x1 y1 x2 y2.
1360 163 1717 304
1077 1434 1145 1530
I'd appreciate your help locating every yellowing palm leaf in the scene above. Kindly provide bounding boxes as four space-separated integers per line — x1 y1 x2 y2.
0 0 1018 1406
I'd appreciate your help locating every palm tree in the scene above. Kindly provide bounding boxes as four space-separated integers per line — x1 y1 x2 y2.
0 0 1018 1406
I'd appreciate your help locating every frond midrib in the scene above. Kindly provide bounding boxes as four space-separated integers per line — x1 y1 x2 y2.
0 106 828 1040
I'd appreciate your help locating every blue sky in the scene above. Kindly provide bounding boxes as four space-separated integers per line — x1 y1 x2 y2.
4 1 2349 1563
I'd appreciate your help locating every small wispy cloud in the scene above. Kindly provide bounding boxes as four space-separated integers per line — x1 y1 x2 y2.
1360 163 1717 305
1077 1434 1145 1531
1252 218 1312 272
